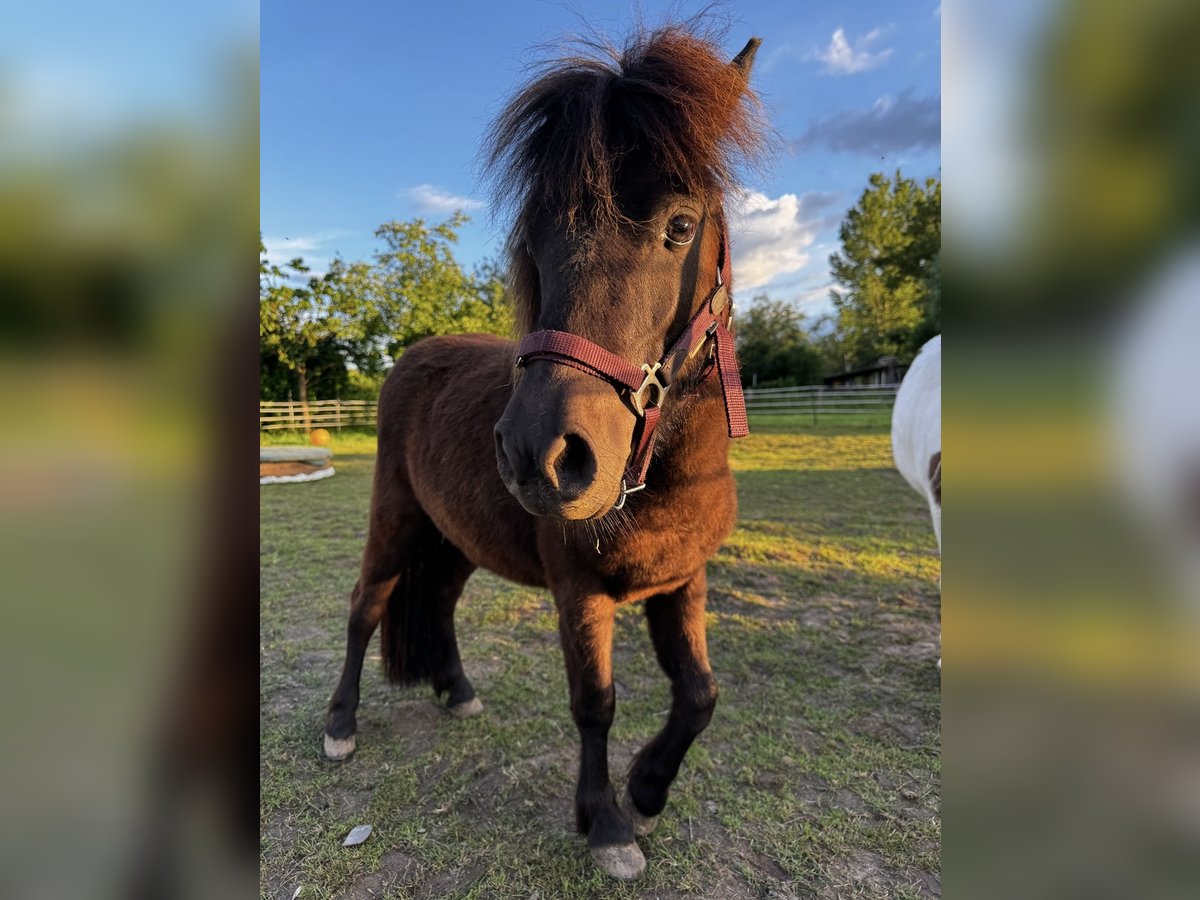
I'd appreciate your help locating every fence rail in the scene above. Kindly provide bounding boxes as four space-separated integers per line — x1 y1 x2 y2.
743 384 897 421
260 399 379 431
261 384 897 431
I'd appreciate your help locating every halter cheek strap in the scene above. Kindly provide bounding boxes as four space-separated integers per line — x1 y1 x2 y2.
514 221 749 504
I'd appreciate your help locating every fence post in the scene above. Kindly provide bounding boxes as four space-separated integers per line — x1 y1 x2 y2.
811 390 817 426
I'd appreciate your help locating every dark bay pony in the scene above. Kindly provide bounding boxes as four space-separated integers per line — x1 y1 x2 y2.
324 25 764 880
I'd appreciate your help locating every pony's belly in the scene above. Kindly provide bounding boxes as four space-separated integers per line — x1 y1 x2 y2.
449 522 547 589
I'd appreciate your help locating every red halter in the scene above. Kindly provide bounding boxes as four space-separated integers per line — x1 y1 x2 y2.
514 219 749 508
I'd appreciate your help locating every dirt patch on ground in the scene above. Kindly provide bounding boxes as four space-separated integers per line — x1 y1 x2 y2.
333 849 421 899
819 849 941 898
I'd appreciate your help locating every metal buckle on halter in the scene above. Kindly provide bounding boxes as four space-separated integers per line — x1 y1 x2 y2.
629 362 669 416
613 478 646 510
709 283 729 317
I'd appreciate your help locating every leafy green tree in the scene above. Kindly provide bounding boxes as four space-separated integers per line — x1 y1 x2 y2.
828 172 940 367
471 257 516 338
810 312 855 377
261 247 335 410
736 295 823 387
259 217 515 406
911 251 941 350
260 339 353 402
366 213 514 357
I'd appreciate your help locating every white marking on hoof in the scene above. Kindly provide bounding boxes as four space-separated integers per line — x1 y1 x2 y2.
324 732 356 760
622 788 659 837
591 842 646 880
448 696 484 718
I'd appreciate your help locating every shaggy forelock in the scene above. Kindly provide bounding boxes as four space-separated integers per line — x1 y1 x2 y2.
485 22 764 236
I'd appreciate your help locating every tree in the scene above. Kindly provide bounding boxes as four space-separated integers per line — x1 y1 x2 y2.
911 251 941 350
828 171 940 368
736 295 824 387
260 338 353 402
259 243 374 419
367 213 514 357
259 216 515 406
470 257 516 338
810 312 855 377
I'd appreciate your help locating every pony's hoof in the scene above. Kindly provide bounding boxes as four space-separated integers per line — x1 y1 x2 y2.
448 696 484 718
323 732 356 761
622 789 659 837
591 842 646 880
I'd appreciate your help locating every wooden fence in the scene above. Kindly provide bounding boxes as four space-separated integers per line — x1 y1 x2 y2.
261 384 897 431
260 399 379 431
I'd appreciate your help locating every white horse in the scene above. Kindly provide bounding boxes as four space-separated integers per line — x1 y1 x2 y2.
892 335 942 552
891 335 941 668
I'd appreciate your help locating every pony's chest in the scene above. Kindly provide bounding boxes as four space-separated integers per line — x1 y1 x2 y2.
595 476 737 598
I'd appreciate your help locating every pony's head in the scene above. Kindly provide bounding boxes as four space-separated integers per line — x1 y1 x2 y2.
488 24 763 519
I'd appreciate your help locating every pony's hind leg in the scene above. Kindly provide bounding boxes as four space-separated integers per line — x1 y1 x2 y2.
413 526 480 716
624 571 717 836
324 507 480 760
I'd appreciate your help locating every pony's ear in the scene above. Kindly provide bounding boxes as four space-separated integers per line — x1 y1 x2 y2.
731 37 762 82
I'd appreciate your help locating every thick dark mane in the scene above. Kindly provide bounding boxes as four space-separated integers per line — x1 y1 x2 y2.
486 22 763 265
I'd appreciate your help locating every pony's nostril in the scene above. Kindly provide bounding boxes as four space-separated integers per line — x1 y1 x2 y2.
553 432 598 497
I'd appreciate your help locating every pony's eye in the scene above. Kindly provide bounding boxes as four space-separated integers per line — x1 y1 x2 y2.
665 214 697 245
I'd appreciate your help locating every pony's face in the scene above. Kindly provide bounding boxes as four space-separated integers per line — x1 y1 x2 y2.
486 29 760 520
494 189 722 520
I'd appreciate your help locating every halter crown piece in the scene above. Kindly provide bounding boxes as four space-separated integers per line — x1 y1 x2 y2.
514 219 749 509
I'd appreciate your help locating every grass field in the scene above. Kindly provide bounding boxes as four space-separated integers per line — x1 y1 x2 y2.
260 416 941 899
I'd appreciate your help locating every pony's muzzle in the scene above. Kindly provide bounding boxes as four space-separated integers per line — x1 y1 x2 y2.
494 420 601 518
496 363 636 519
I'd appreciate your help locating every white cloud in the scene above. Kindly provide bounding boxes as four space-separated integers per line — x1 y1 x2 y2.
402 183 484 214
261 234 324 259
792 281 836 314
811 27 893 75
746 270 838 316
727 190 826 291
261 231 349 280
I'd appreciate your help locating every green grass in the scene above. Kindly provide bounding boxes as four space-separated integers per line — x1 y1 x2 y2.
746 412 894 432
260 427 379 456
260 419 940 899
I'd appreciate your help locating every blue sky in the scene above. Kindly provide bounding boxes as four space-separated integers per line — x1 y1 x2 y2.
262 1 940 319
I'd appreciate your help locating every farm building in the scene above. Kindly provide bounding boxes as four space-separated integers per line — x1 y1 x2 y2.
823 355 909 387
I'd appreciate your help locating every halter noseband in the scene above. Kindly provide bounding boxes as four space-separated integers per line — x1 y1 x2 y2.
514 220 749 508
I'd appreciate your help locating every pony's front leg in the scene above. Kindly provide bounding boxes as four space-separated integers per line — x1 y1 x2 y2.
624 570 717 835
555 591 644 880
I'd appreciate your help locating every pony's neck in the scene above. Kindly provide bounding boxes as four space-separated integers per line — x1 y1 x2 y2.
652 376 731 485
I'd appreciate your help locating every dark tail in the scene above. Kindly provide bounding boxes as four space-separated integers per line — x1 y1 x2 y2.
379 559 443 685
